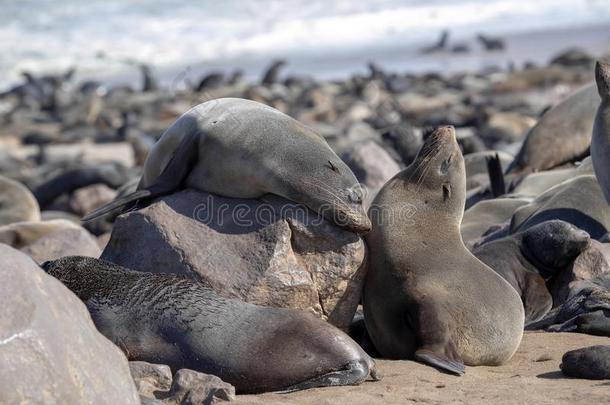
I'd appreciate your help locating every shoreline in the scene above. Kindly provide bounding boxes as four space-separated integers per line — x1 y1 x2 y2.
3 22 610 93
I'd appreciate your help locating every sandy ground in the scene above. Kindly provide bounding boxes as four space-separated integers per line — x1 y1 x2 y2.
235 332 610 405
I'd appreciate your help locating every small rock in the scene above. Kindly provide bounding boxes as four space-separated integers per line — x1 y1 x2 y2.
163 369 235 405
561 345 610 379
20 227 101 264
129 361 173 399
69 184 118 217
342 140 400 195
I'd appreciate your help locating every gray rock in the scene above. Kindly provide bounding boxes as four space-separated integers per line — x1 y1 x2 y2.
130 361 173 399
21 226 101 264
561 345 610 379
0 244 139 404
69 183 118 217
342 140 400 204
101 189 366 330
162 369 235 405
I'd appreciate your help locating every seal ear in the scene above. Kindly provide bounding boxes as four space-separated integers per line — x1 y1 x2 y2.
595 61 610 99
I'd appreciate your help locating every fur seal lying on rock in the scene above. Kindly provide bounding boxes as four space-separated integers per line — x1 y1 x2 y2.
43 256 380 394
364 126 524 375
591 61 610 204
83 98 371 233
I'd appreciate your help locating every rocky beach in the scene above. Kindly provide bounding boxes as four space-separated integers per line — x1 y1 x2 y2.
2 3 610 402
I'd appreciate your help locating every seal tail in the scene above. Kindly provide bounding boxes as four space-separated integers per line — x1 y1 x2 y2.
487 153 506 197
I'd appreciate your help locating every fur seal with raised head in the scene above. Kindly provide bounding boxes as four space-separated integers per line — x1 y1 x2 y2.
591 60 610 204
43 256 380 394
83 98 371 233
364 126 524 374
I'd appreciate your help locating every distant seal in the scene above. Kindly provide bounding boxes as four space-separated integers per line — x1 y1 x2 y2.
0 175 40 225
43 256 380 394
506 83 598 174
561 345 610 379
472 220 590 324
83 98 371 234
591 61 610 204
364 126 524 374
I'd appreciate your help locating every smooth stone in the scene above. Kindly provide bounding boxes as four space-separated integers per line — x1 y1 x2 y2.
0 244 139 404
561 345 610 379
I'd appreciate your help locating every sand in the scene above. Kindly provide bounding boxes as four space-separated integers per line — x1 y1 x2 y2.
236 331 610 405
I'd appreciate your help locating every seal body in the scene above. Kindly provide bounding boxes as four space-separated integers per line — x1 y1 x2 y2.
473 220 590 324
43 256 379 394
591 61 610 204
506 83 598 174
84 98 370 233
364 126 524 374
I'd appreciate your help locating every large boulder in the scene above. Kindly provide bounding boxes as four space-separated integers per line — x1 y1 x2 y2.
0 244 139 404
102 190 366 330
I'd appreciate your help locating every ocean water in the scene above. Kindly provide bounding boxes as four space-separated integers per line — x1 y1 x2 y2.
1 0 610 89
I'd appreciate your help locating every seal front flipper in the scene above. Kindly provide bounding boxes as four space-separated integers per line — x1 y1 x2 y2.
415 347 465 375
280 359 370 393
82 130 201 222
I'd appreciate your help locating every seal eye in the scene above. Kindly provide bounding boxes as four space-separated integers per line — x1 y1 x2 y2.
327 160 340 173
442 183 452 201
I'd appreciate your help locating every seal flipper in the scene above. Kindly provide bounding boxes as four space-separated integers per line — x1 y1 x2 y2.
82 130 201 222
415 348 465 375
487 153 506 197
82 189 152 221
411 300 465 375
521 271 553 325
279 359 370 393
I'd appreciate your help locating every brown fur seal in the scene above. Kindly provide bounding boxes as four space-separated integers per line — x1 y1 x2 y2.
83 98 371 233
473 220 590 324
506 83 598 175
509 174 610 239
591 61 610 204
364 126 524 374
43 256 380 394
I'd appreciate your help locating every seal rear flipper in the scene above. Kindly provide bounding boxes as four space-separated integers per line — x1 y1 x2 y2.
82 189 152 222
487 153 506 197
279 359 369 393
415 347 465 375
82 129 201 222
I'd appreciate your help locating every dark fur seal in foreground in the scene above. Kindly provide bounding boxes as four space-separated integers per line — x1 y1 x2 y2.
43 256 379 394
